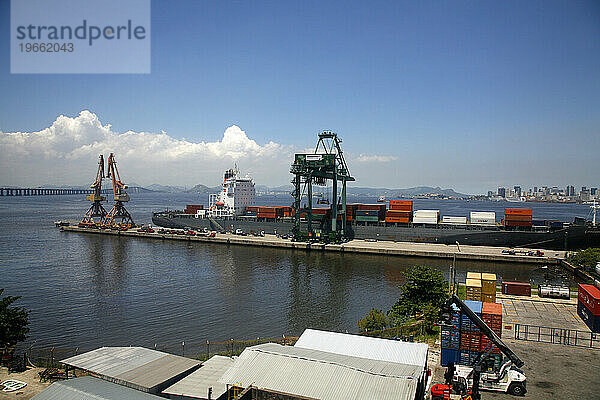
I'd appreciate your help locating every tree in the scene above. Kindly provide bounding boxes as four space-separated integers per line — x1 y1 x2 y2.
388 265 447 331
0 289 30 357
569 248 600 272
357 308 388 332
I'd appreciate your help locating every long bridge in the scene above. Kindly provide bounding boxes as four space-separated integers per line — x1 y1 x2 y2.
0 187 147 196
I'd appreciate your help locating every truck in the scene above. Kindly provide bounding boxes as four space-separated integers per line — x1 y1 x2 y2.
432 295 527 399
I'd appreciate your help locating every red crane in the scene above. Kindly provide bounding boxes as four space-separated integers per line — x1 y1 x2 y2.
103 153 135 229
80 155 107 225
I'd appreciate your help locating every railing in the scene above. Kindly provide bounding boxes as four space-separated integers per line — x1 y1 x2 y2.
514 323 600 349
0 187 147 196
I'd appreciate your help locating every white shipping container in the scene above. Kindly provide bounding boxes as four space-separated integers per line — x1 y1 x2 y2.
413 217 439 224
414 210 440 217
470 211 496 225
441 216 468 224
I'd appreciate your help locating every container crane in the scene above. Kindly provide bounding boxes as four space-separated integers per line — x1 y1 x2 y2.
81 155 107 225
103 153 135 229
290 131 355 243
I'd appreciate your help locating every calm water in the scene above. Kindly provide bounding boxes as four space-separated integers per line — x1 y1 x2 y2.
0 193 590 353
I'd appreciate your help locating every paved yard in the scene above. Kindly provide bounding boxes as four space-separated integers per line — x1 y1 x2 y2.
499 295 587 330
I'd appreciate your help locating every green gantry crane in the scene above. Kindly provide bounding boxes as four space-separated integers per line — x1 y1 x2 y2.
290 131 355 243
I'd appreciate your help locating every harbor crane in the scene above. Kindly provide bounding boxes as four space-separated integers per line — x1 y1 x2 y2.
103 153 135 228
81 155 108 225
290 131 354 243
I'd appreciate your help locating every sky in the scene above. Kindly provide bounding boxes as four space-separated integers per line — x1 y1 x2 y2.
1 0 599 193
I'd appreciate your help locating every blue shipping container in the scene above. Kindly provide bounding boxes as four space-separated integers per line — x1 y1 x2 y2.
441 349 460 367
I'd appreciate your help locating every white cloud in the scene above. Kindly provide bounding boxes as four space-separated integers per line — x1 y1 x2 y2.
355 154 398 163
0 110 293 187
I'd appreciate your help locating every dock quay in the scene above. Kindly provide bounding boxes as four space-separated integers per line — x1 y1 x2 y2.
60 225 565 264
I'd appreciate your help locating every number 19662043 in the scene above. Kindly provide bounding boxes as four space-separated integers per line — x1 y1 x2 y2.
19 42 74 52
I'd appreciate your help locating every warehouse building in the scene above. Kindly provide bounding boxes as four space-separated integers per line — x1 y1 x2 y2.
31 376 164 400
219 342 426 400
60 347 201 394
162 355 234 400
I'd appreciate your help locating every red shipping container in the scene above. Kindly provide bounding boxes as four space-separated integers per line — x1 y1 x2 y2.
505 221 533 227
480 336 502 354
578 284 600 315
482 302 502 316
385 217 411 223
502 282 531 296
505 208 533 216
386 210 412 216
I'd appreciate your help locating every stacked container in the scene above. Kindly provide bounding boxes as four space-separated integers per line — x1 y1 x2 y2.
184 204 204 214
356 204 386 222
480 302 502 353
441 216 468 225
386 200 412 224
465 278 482 301
577 284 600 333
470 212 496 226
481 273 497 303
412 210 440 224
504 209 533 228
459 300 482 365
440 304 461 366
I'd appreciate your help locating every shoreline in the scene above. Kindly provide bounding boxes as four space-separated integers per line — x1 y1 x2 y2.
59 225 564 264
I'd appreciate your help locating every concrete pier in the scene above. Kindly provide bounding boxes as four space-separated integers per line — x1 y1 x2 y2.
59 225 565 264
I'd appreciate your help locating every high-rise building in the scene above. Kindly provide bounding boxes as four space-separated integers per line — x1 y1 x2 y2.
534 186 538 193
497 187 506 198
591 188 598 196
514 186 521 197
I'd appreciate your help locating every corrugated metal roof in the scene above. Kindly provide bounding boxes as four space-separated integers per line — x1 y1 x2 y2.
294 329 429 367
60 347 200 392
162 355 234 399
31 376 164 400
218 343 420 400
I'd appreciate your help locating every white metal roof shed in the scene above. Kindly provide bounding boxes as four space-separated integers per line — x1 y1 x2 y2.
219 343 421 400
294 329 429 368
60 347 200 393
162 355 234 400
31 376 164 400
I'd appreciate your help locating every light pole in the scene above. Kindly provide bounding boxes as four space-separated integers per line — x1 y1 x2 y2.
450 241 460 295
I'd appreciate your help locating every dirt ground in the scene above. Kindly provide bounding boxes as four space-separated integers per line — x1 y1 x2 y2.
0 367 50 399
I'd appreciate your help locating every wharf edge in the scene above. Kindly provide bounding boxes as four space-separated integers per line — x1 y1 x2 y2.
59 225 564 264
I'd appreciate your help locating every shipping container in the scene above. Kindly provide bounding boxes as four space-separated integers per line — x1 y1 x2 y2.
470 212 496 226
467 272 482 280
504 215 533 222
577 303 600 333
578 284 600 315
441 327 460 349
480 336 502 354
356 216 379 222
505 208 533 216
481 273 497 294
355 209 380 217
441 348 460 366
502 282 531 296
441 216 468 225
414 209 440 217
481 293 496 303
459 350 479 366
386 210 412 217
504 220 533 227
357 204 387 213
385 217 411 223
482 302 502 316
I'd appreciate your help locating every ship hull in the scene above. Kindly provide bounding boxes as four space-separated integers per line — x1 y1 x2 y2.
152 213 598 251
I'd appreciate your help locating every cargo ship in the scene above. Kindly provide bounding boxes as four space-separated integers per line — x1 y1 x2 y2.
152 168 600 250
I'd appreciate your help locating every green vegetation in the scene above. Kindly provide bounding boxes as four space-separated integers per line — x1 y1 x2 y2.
358 265 448 336
357 308 388 332
568 248 600 272
0 288 30 358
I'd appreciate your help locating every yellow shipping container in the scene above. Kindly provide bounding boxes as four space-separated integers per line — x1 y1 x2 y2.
466 292 482 301
467 272 482 280
481 273 497 294
482 293 496 303
466 278 482 288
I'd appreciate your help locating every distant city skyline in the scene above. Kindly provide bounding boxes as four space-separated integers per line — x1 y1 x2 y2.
1 1 599 193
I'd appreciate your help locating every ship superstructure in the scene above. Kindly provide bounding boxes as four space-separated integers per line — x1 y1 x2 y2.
208 167 255 218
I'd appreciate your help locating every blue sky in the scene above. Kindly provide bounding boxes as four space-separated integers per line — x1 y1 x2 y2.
1 1 599 193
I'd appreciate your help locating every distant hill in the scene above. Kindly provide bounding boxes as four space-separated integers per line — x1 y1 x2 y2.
348 186 468 198
146 184 188 193
186 184 221 194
